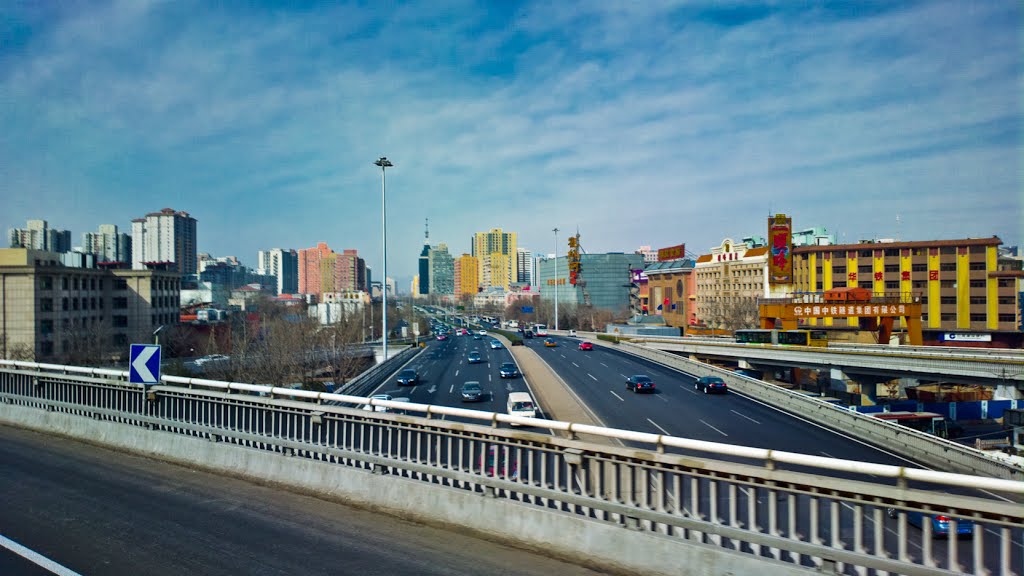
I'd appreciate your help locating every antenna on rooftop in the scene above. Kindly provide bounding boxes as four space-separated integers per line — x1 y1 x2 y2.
424 218 429 242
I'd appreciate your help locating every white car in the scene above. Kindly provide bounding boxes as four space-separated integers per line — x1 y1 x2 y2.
479 329 487 335
362 394 393 412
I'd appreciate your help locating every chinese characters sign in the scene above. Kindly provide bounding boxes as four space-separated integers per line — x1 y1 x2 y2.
567 234 582 285
793 304 908 318
657 243 686 262
768 214 793 285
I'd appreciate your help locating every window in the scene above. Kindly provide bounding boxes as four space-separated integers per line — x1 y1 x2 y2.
999 314 1016 322
940 280 955 288
833 266 846 274
40 342 53 356
859 250 872 258
970 314 985 322
999 297 1015 305
939 263 956 272
885 249 899 257
40 298 53 312
912 263 926 272
884 264 899 273
941 313 955 321
40 276 53 290
998 279 1014 288
969 297 985 305
113 297 128 309
91 278 97 290
72 298 79 311
858 265 872 274
912 281 925 289
940 247 955 255
940 296 956 305
115 279 128 290
40 319 53 334
969 262 985 271
62 277 69 290
112 315 128 328
970 280 985 288
884 281 899 290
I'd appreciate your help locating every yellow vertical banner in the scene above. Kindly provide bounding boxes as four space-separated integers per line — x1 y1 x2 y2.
807 252 818 326
899 249 912 329
846 251 858 327
956 247 970 328
872 249 885 297
821 253 833 326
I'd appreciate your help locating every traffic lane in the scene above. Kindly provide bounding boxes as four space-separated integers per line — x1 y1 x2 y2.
539 337 914 467
0 425 601 576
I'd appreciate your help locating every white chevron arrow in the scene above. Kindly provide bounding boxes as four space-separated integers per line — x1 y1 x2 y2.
132 346 158 383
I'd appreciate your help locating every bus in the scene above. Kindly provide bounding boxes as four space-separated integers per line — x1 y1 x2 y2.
870 411 952 438
734 329 827 347
533 324 549 337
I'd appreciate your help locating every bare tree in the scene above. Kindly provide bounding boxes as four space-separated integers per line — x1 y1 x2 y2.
701 296 761 333
59 319 117 367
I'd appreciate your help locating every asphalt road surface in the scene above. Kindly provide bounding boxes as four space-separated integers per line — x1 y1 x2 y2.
0 424 606 576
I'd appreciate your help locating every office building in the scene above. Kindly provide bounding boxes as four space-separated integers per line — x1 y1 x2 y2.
454 254 479 298
428 243 454 295
635 246 658 263
516 248 534 286
81 224 131 264
0 248 181 362
131 208 198 275
644 259 696 327
693 238 773 330
536 252 643 311
297 243 367 299
472 228 517 290
256 248 299 295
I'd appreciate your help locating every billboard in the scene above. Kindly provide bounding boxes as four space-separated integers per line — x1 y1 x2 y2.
657 243 686 262
768 214 793 285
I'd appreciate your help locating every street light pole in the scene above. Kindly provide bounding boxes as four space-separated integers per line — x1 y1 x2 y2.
375 157 393 360
553 227 559 331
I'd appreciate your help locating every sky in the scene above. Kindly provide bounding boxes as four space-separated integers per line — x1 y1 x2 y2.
1 1 1020 288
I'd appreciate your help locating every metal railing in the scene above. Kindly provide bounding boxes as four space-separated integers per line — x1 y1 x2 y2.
2 359 1023 575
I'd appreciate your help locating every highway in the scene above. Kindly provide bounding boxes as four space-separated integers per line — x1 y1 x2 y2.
0 424 601 576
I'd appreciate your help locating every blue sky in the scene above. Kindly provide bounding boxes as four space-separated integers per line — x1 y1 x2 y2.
2 1 1020 287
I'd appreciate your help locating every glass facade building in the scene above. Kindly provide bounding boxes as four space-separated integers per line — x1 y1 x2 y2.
536 253 644 311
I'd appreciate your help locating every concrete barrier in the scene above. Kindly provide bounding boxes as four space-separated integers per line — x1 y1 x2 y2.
1 402 810 576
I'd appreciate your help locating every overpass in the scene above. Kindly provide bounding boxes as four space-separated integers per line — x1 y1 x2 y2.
606 334 1024 395
2 358 1022 575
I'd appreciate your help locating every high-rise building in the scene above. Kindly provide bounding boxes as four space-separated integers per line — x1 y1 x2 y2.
472 228 517 290
428 243 454 295
536 252 644 311
256 248 299 295
131 208 198 274
516 248 534 286
635 246 658 263
297 243 367 299
454 254 479 298
9 220 71 253
82 224 131 263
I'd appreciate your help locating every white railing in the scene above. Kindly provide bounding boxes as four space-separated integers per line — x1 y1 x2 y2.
2 359 1023 575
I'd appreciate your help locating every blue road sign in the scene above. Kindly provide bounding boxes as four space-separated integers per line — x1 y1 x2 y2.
129 344 161 385
521 306 534 314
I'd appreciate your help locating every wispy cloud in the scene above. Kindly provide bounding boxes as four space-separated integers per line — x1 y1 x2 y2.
1 1 1018 283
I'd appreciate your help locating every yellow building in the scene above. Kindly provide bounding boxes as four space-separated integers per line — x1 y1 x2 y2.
471 228 517 290
793 237 1020 337
454 254 479 297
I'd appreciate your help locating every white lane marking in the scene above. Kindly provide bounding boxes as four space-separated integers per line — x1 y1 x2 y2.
820 451 834 458
560 353 566 358
680 384 697 395
0 534 83 576
488 374 492 381
619 373 627 379
730 410 760 424
449 384 454 394
656 394 668 402
610 391 625 402
410 386 418 395
600 362 609 367
588 374 598 381
647 418 671 435
455 369 459 377
572 362 579 368
699 419 728 437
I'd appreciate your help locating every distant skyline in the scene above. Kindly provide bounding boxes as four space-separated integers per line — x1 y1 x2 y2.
2 1 1020 285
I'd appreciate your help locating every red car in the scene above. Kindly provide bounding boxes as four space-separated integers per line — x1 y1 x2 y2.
578 341 593 351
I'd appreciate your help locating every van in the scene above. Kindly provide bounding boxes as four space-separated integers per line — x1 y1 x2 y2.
507 391 536 424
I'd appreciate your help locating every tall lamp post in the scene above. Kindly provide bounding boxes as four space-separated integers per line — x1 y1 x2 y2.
552 227 559 331
375 156 393 360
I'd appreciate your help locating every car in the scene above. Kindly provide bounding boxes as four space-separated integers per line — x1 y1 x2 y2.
695 376 728 394
362 394 393 412
625 375 656 393
436 334 448 341
460 381 486 402
578 341 593 351
467 351 484 364
479 329 487 335
544 338 557 347
481 445 518 479
473 333 482 340
887 509 975 537
523 330 534 339
396 368 418 386
489 340 503 350
568 329 577 337
499 362 519 378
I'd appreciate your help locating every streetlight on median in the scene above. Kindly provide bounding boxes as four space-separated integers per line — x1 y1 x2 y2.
375 156 393 361
553 227 559 331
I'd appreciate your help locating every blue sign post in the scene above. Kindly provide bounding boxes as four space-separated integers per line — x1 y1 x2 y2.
129 344 161 386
